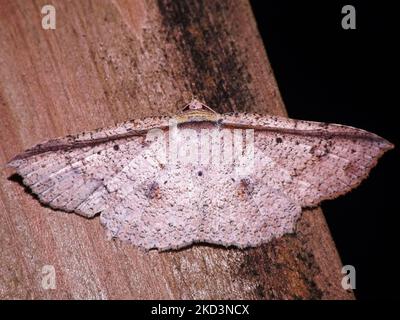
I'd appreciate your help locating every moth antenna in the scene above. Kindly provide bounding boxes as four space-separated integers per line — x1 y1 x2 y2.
180 99 218 114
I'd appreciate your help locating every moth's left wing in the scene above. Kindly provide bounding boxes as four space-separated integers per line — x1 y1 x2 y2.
7 116 170 216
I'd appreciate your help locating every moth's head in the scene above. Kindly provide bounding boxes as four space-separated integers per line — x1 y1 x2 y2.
177 99 219 123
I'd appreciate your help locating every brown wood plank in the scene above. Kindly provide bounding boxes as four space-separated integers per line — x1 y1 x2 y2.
0 0 353 299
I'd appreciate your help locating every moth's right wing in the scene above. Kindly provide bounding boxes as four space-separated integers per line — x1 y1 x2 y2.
221 113 394 207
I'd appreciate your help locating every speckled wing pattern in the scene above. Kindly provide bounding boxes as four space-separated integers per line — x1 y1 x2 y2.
8 102 393 250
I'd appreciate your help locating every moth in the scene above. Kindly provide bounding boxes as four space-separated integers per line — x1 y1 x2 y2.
7 100 394 250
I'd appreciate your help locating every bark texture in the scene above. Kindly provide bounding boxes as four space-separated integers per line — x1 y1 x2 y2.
0 0 353 299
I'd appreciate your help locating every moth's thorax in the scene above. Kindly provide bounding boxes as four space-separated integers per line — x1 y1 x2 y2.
176 109 220 123
177 100 220 123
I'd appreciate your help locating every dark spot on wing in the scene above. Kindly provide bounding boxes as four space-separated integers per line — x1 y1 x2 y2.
145 182 161 200
344 162 360 177
113 145 120 151
276 137 283 144
237 178 254 198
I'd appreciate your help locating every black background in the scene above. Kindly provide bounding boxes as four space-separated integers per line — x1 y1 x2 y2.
250 1 399 299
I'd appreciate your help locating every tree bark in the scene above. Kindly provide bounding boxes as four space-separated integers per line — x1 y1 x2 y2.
0 0 353 299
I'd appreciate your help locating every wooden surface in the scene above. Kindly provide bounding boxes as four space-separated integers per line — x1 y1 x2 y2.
0 0 353 299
